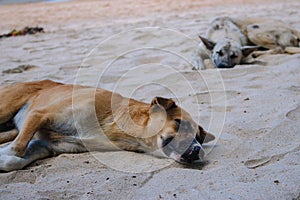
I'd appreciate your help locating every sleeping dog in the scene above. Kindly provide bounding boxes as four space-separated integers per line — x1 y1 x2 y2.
0 80 215 171
193 17 300 70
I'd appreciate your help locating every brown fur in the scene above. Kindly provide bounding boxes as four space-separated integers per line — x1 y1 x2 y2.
0 80 214 171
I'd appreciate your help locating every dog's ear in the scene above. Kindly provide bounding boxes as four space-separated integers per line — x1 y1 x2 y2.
242 46 259 57
199 35 216 50
150 97 177 111
196 125 215 144
148 97 175 134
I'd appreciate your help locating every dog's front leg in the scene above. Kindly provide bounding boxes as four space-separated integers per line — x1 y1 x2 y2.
191 45 209 70
191 57 206 70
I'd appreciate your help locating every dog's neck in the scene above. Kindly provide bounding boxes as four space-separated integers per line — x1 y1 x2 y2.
98 97 159 152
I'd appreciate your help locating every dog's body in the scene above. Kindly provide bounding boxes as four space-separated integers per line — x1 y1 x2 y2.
193 17 300 70
0 80 214 171
240 18 300 57
192 17 258 69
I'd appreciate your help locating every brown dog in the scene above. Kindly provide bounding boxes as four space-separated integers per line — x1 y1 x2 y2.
0 80 215 171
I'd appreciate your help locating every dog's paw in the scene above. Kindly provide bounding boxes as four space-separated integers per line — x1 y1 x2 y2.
192 65 206 71
191 58 206 70
0 154 25 172
0 144 16 156
191 62 201 71
0 144 25 171
192 65 200 71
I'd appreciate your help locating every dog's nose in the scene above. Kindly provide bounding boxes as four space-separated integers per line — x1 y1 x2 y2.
180 139 206 163
216 63 233 68
193 146 201 153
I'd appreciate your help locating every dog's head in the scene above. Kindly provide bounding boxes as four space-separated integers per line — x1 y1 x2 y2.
148 97 215 164
199 36 258 68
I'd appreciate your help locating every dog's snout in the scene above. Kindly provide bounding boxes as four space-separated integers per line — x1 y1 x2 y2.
193 145 201 153
183 145 201 162
216 62 234 68
180 139 205 163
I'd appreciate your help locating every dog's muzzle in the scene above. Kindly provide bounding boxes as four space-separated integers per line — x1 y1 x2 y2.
214 60 235 68
179 140 204 163
163 138 205 164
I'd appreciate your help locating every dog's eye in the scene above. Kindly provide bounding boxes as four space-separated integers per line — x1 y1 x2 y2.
175 119 181 124
174 119 192 132
162 136 174 147
217 50 224 56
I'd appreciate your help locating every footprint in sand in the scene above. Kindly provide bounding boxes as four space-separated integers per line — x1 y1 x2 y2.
286 105 300 121
244 156 271 169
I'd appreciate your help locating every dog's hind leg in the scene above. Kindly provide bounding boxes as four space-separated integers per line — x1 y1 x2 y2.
0 112 48 171
0 80 61 125
0 118 18 144
252 47 284 58
284 47 300 54
0 136 87 171
0 109 53 158
0 140 53 171
0 129 18 144
0 84 33 124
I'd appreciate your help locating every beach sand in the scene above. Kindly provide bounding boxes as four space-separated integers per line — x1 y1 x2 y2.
0 0 299 199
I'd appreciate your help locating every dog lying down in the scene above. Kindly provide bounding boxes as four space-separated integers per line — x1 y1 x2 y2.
0 80 215 172
193 16 300 70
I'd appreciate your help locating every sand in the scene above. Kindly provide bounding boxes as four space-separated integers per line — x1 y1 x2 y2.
0 0 300 199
